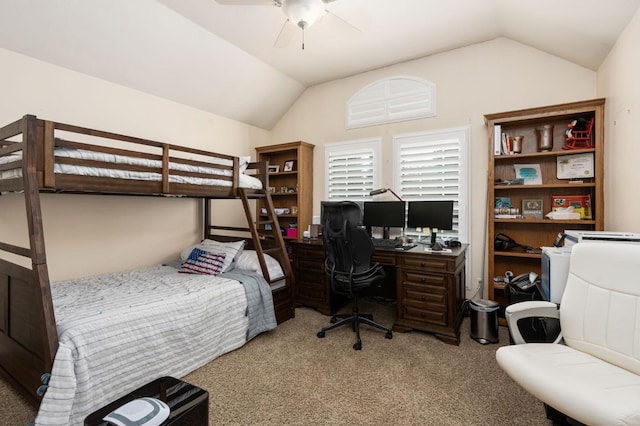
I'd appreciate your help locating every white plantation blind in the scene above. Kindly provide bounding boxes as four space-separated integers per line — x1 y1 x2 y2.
324 139 381 200
393 128 470 241
346 77 436 129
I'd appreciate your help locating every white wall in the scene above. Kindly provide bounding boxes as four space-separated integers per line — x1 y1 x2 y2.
269 38 597 297
0 49 271 280
597 7 640 234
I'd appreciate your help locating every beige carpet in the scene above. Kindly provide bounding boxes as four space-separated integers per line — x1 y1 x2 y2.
1 301 550 425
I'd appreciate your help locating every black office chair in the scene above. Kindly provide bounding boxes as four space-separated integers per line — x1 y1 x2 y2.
317 202 393 350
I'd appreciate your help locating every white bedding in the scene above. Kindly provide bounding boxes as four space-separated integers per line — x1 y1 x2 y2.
35 265 274 426
0 147 262 189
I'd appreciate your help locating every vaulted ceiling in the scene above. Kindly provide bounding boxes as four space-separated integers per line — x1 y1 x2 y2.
1 0 638 129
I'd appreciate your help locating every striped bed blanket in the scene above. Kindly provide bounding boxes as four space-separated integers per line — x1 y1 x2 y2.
35 265 276 426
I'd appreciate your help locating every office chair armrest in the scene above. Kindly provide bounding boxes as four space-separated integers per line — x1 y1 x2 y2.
505 301 562 345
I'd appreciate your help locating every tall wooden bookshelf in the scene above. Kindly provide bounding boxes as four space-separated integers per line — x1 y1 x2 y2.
484 99 605 312
255 141 314 243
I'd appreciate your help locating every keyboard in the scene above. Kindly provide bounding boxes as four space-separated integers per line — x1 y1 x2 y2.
371 239 417 250
371 238 401 248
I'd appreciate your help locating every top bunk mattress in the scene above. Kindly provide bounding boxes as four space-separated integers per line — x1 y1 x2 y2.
0 147 263 189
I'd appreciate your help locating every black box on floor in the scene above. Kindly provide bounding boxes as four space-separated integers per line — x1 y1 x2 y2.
84 376 208 426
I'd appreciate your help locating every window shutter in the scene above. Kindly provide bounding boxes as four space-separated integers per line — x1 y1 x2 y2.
393 129 469 240
324 139 381 201
346 77 436 129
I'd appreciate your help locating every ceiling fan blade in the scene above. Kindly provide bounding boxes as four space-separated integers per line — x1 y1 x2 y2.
274 19 296 48
214 0 274 5
323 9 363 33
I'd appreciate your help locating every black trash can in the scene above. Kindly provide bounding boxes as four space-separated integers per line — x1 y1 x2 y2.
469 299 499 344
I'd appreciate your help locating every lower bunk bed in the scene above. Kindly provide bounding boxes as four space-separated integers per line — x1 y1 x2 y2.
37 256 279 425
0 115 295 425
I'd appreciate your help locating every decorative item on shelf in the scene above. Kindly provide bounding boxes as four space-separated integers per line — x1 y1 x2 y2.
557 153 594 179
514 164 542 185
268 165 280 173
274 208 291 215
495 178 524 185
522 199 543 219
551 195 592 219
563 117 594 150
536 124 554 151
283 160 297 172
291 206 298 215
512 135 523 153
268 186 276 193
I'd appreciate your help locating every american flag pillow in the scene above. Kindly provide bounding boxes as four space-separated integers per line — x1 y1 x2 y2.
179 248 227 276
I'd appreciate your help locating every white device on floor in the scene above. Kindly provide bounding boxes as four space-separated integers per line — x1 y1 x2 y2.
103 397 170 426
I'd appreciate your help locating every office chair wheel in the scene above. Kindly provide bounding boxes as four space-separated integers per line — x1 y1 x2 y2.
385 331 393 339
353 340 362 350
330 316 337 324
317 331 326 338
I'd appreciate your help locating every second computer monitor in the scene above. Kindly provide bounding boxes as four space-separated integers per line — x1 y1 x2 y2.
363 201 406 239
407 200 454 246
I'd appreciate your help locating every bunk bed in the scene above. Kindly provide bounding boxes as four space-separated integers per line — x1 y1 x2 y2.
0 115 294 425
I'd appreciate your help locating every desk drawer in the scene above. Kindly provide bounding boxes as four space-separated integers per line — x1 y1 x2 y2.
402 284 447 308
293 245 325 260
372 252 396 266
399 254 452 273
400 305 447 326
296 282 327 304
297 258 325 273
399 270 447 289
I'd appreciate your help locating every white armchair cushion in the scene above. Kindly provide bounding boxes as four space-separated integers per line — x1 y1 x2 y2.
496 343 640 425
496 242 640 425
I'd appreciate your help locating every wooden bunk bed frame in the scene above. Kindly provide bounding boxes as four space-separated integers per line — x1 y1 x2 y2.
0 114 294 403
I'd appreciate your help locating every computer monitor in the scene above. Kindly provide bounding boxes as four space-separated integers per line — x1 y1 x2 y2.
407 200 454 248
363 201 406 240
320 201 363 231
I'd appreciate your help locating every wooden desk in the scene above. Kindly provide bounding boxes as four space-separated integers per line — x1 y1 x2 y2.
290 240 467 345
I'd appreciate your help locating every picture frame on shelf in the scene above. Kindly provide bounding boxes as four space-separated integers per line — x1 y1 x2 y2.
267 165 280 174
522 199 544 219
283 160 297 172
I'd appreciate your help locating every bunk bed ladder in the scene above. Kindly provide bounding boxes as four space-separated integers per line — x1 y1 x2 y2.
238 188 293 288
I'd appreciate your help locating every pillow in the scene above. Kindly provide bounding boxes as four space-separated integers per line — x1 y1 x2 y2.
236 250 285 280
239 155 251 173
180 239 245 273
179 248 226 276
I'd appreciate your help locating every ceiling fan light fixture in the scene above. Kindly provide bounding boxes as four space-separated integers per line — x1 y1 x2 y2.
282 0 325 29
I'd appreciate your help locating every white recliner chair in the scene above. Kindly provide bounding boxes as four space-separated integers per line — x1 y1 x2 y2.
496 242 640 426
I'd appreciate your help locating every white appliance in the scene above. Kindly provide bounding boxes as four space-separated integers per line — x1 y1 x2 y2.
564 230 640 246
541 246 572 304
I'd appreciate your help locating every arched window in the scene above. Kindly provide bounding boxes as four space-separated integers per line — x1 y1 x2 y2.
346 76 436 129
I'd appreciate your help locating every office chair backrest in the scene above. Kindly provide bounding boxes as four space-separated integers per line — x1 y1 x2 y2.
322 201 377 291
559 242 640 376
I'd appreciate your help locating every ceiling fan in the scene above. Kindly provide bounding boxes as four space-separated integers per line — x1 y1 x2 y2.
214 0 361 49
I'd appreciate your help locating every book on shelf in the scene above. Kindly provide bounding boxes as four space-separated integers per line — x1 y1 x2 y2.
494 214 524 219
494 207 520 215
493 124 502 156
495 197 512 208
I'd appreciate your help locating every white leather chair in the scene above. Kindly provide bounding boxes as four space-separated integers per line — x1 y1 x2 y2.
496 242 640 426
